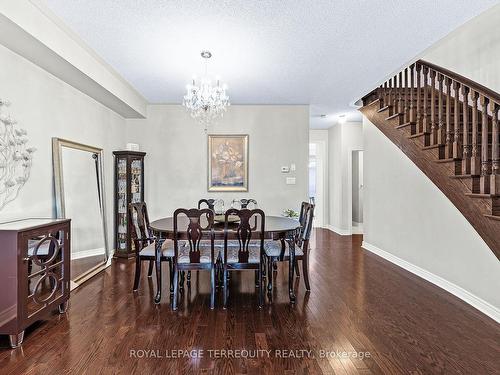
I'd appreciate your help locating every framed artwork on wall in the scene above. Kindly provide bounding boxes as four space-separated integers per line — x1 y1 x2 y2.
208 134 248 192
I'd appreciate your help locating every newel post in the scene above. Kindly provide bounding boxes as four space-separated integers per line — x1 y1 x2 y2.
437 74 445 145
430 70 437 145
416 64 422 133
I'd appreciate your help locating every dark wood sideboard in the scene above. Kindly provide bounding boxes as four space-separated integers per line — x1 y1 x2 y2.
0 218 71 348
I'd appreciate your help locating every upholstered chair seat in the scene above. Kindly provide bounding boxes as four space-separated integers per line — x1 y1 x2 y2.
263 241 304 257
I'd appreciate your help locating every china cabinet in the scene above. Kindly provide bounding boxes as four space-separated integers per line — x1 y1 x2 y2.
113 151 146 258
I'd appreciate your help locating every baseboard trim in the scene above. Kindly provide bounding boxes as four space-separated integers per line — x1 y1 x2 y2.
72 247 105 260
325 225 350 236
362 241 500 323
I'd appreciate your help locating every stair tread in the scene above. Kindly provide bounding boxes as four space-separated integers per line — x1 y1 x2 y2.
435 158 460 163
386 113 403 120
396 122 414 129
484 214 500 221
422 144 443 150
450 174 480 179
377 105 390 113
408 132 430 139
465 193 500 198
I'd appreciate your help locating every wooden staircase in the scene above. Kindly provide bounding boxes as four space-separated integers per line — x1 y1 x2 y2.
360 60 500 260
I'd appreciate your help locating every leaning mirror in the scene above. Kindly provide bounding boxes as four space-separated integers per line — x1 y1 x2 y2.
52 138 110 289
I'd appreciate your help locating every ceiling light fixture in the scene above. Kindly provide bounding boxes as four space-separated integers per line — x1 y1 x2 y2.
182 50 230 131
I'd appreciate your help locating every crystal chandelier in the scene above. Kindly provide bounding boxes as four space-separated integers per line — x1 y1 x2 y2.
183 51 230 130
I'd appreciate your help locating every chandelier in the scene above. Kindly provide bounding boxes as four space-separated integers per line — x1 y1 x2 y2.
183 51 230 130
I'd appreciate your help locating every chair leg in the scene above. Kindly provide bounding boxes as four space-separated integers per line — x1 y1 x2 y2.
210 266 215 309
273 261 278 271
172 266 179 311
187 270 191 287
223 267 228 309
295 261 300 277
258 265 263 308
133 256 141 291
267 258 273 292
254 270 259 288
302 254 311 291
169 260 174 294
180 271 185 291
147 260 154 277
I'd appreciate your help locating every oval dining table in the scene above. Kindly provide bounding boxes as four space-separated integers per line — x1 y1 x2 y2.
149 215 301 305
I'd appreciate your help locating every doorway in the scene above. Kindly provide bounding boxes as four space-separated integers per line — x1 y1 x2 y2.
351 150 364 234
309 141 326 227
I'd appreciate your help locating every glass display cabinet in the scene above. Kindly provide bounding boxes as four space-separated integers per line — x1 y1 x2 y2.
112 151 146 258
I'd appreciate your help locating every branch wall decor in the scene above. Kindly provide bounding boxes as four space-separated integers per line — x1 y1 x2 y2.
0 98 36 210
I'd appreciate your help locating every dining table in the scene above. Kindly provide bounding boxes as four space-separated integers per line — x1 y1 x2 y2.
149 215 301 305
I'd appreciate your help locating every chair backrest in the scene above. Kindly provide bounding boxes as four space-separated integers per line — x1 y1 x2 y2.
198 198 224 214
223 208 265 263
297 202 315 247
231 198 258 209
173 208 214 263
129 202 151 250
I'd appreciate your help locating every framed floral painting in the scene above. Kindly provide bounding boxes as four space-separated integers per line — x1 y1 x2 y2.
208 134 248 191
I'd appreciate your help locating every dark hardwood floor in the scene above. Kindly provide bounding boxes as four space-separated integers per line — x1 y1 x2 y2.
1 229 499 374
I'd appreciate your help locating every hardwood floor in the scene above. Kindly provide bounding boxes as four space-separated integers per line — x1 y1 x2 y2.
1 229 499 374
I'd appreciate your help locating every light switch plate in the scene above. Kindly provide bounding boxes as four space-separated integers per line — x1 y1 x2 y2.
286 177 296 185
290 163 296 171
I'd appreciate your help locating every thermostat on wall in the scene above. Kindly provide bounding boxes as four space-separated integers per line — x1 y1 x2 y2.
281 166 290 173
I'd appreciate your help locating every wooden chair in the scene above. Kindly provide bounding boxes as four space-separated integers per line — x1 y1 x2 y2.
129 202 175 292
265 202 314 292
172 208 217 310
230 198 258 209
222 208 265 308
197 198 224 213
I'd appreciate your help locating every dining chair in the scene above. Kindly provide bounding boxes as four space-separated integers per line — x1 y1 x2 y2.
230 198 258 209
129 202 175 292
265 202 314 292
172 208 217 310
198 198 224 213
222 208 265 308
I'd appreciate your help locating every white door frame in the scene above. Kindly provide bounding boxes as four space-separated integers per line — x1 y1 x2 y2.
347 148 363 235
309 139 327 227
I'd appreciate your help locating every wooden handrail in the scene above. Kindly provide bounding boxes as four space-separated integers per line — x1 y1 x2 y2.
418 59 500 105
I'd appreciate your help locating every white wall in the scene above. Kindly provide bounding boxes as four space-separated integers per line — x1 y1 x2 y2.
127 105 309 220
0 43 126 249
363 117 500 316
327 121 363 234
422 4 500 93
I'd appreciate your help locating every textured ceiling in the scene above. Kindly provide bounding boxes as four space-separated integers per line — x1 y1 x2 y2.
41 0 499 128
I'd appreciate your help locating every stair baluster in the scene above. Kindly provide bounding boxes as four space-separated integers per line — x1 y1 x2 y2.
430 70 437 145
480 95 490 194
437 74 445 145
471 91 481 175
398 71 403 115
404 67 409 123
462 86 471 175
445 77 453 158
416 64 422 132
453 81 462 159
491 102 499 195
422 66 430 135
410 64 415 125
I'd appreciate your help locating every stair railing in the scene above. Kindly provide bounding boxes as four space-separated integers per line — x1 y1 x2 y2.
366 59 500 195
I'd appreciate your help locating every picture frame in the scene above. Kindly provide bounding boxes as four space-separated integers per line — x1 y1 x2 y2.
208 134 249 192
